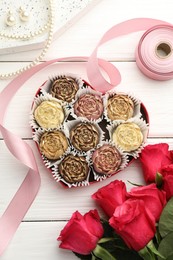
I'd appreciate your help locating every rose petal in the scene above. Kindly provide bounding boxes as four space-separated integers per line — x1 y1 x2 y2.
140 143 173 183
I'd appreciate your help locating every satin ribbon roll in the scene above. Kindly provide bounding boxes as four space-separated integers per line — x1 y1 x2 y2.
136 25 173 80
87 18 171 93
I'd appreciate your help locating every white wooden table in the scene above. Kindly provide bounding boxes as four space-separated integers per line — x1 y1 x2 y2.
0 0 173 259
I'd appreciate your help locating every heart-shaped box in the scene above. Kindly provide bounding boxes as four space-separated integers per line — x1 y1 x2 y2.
30 73 149 188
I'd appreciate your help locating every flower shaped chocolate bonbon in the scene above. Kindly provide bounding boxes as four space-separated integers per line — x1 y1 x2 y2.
112 122 144 152
92 144 122 175
59 154 89 184
31 73 149 187
107 94 134 121
39 130 68 160
34 100 64 129
50 76 79 102
74 93 104 120
70 122 99 152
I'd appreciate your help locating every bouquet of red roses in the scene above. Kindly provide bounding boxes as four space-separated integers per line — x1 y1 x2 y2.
58 143 173 260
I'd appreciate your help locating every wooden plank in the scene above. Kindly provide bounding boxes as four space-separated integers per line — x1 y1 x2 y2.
0 138 172 221
0 222 76 260
0 61 173 137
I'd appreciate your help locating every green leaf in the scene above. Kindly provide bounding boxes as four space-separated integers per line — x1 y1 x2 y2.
127 180 143 187
159 197 173 237
98 237 116 244
91 254 97 260
138 246 156 260
155 172 163 188
73 252 92 260
147 241 165 259
155 225 162 245
93 244 116 260
158 232 173 260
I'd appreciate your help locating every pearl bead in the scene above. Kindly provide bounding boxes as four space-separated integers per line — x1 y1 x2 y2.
22 11 29 21
19 7 30 22
5 11 16 27
0 0 54 79
1 3 53 40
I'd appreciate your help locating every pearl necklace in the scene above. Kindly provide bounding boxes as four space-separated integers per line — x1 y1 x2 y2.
0 0 54 80
0 23 49 40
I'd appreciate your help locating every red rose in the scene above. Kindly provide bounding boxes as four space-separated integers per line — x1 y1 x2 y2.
58 210 104 255
109 199 156 251
162 164 173 200
92 180 127 217
127 184 166 221
163 175 173 200
140 143 173 183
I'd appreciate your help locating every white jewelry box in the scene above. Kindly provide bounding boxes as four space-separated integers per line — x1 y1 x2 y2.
0 0 101 54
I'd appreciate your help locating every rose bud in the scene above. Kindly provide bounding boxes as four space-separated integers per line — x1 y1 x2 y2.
109 199 156 251
140 143 173 183
58 210 104 255
127 183 166 221
92 180 127 217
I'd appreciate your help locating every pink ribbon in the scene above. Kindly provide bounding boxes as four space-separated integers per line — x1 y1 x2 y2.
0 56 112 254
0 18 172 255
87 18 170 93
136 24 173 80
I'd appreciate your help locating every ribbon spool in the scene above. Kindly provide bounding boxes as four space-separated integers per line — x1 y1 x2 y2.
136 25 173 80
87 19 172 93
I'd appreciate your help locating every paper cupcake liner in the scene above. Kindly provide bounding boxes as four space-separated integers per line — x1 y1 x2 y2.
30 89 68 131
64 118 105 156
70 86 104 124
107 117 149 158
33 127 71 168
104 91 141 124
52 150 90 188
43 72 84 105
89 140 129 182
